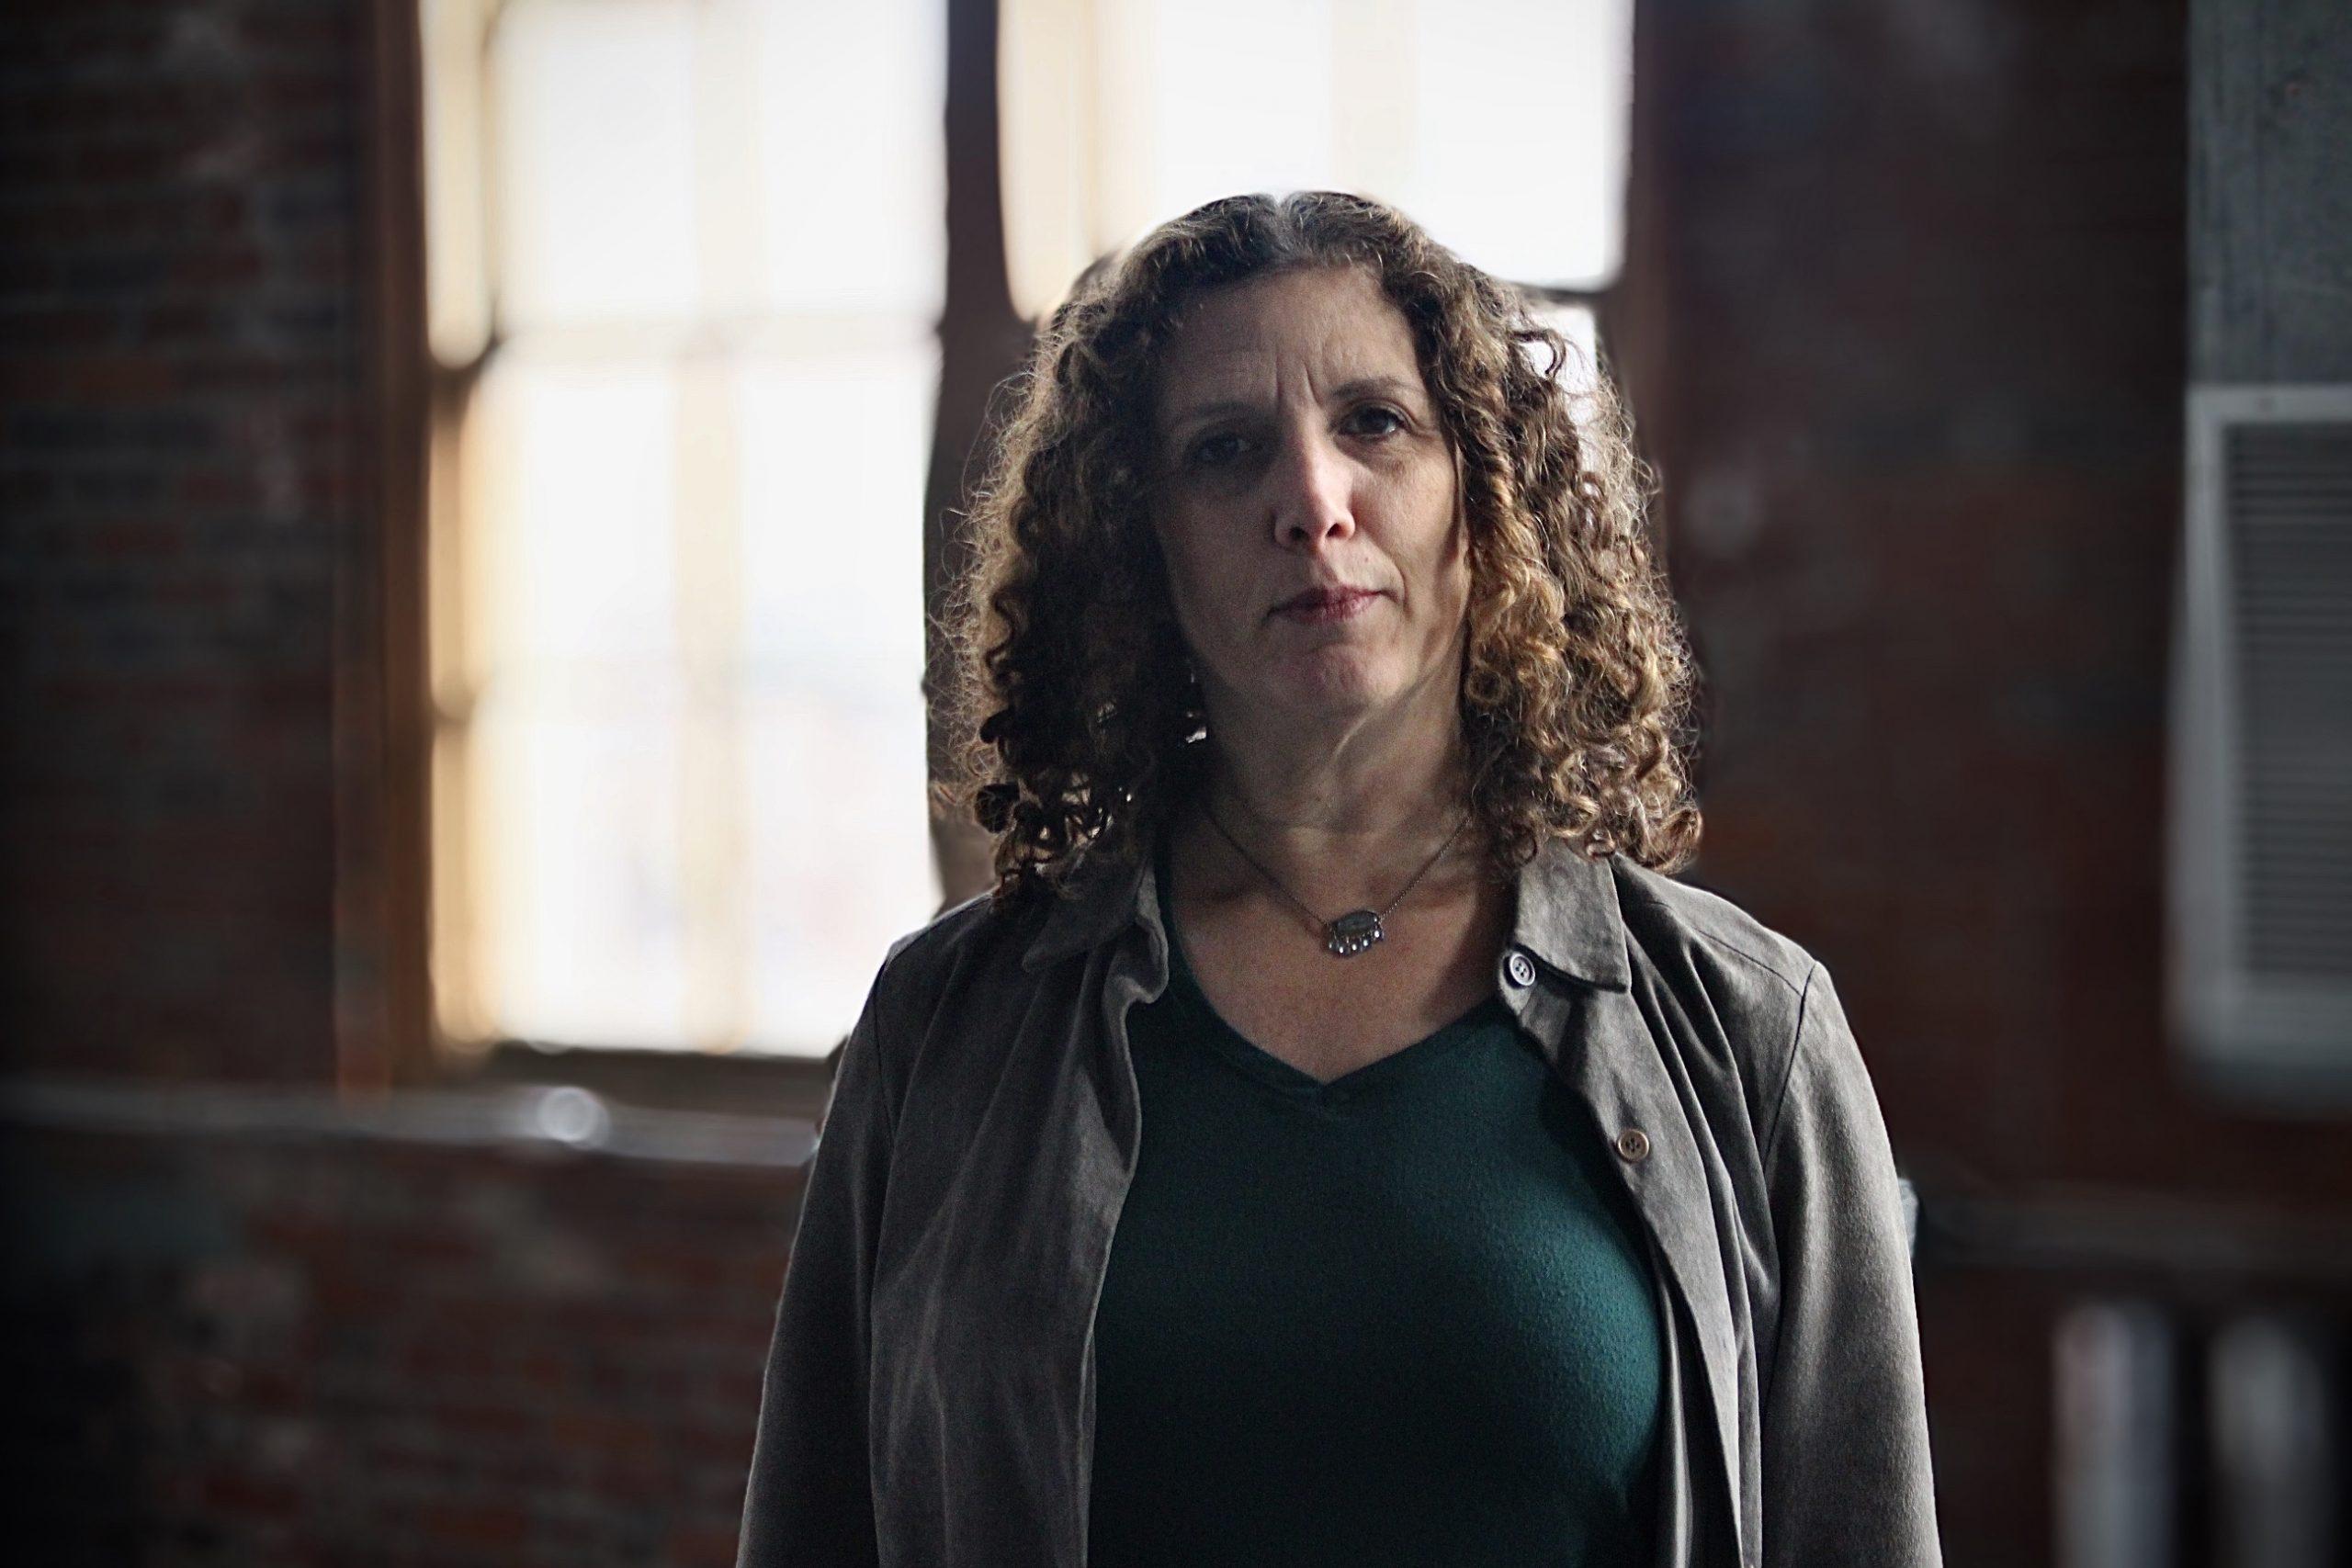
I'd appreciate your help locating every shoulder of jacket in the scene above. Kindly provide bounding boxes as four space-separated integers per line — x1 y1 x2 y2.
1607 855 1820 996
1605 856 1830 1137
866 882 1054 1036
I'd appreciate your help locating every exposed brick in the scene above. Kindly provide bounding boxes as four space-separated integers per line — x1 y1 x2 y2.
9 1 2351 1565
1638 0 2352 1554
2 0 352 1088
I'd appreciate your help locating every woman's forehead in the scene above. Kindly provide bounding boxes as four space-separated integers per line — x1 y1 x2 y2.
1154 266 1424 412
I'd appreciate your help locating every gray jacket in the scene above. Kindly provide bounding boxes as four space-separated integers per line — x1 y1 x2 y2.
738 832 1942 1567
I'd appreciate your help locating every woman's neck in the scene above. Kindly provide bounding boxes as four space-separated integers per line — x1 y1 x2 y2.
1180 690 1480 910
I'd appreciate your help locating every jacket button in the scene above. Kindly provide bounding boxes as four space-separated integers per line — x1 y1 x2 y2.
1614 1127 1652 1163
1504 950 1537 987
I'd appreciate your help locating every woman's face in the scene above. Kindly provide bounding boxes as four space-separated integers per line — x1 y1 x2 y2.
1148 265 1469 730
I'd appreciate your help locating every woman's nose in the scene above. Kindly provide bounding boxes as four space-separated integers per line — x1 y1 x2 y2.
1267 429 1356 548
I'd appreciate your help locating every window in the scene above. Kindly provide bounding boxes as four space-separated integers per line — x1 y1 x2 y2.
998 0 1633 338
420 0 945 1058
413 0 1635 1065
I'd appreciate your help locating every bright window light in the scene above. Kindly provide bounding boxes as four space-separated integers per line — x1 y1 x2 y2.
424 0 945 1057
1001 0 1633 318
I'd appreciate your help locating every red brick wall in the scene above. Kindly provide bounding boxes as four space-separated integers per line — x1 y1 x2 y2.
5 1123 797 1567
3 0 359 1085
0 2 802 1561
1640 0 2352 1186
1635 2 2352 1562
7 0 2348 1563
1645 0 2196 1189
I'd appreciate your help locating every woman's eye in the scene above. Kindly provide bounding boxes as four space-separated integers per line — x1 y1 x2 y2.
1187 432 1248 468
1350 405 1406 437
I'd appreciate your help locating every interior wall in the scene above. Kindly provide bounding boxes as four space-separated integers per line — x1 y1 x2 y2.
1633 2 2352 1561
5 0 2348 1563
3 0 358 1085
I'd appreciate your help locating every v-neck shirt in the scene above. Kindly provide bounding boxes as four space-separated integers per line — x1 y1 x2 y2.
1083 840 1665 1567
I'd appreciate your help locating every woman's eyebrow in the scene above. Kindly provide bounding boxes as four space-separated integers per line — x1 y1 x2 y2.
1162 397 1259 432
1328 375 1423 406
1161 376 1426 434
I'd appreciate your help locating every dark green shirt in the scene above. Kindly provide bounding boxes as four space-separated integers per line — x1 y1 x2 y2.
1085 852 1665 1567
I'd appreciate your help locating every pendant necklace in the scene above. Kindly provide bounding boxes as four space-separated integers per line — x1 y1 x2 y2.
1199 798 1472 959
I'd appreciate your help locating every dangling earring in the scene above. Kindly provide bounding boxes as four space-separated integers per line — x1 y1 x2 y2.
1180 652 1208 745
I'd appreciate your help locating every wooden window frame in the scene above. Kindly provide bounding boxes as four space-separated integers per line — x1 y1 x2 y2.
347 0 1665 1116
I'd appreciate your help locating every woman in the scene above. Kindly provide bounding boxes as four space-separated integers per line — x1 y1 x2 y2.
738 192 1939 1568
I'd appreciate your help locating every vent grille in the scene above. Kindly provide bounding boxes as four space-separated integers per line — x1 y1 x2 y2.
2225 423 2352 978
2171 385 2352 1092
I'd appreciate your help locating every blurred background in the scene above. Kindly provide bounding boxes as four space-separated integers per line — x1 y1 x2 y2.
3 0 2348 1562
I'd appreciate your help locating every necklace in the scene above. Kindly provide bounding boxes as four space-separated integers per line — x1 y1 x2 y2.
1198 798 1472 959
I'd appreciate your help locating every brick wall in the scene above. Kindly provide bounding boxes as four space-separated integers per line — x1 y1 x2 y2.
3 0 357 1085
1646 0 2198 1189
1645 0 2346 1203
1637 2 2352 1562
7 0 2349 1563
4 1122 796 1567
0 2 799 1561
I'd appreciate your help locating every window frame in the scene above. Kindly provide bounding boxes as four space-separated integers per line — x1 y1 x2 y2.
352 0 1664 1114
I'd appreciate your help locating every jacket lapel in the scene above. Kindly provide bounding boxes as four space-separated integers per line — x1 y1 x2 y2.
1030 829 1742 1568
1505 845 1746 1568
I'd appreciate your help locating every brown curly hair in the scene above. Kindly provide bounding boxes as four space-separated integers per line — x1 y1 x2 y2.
946 190 1702 906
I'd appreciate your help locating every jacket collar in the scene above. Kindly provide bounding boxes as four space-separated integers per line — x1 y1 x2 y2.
1508 833 1634 990
1022 824 1632 992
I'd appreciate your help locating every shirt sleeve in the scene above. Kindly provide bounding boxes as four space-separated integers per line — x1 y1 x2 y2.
737 977 896 1568
1758 960 1943 1568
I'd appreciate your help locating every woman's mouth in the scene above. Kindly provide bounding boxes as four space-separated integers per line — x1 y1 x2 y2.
1272 587 1381 625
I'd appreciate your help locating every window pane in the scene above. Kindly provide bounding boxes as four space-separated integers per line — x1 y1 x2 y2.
494 0 698 328
1405 0 1630 288
737 342 940 1050
478 352 681 671
1001 0 1632 314
750 0 947 316
432 0 946 1057
742 693 934 1050
737 342 934 679
1140 0 1337 231
474 676 692 1047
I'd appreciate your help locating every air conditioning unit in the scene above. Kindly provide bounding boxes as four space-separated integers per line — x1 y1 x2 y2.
2169 385 2352 1099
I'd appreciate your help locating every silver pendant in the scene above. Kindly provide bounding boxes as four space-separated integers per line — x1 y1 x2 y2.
1325 909 1384 957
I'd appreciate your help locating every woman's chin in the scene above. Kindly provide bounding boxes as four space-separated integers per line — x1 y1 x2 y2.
1252 650 1406 720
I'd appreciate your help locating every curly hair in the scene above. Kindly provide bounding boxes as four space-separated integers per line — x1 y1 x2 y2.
945 190 1702 906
